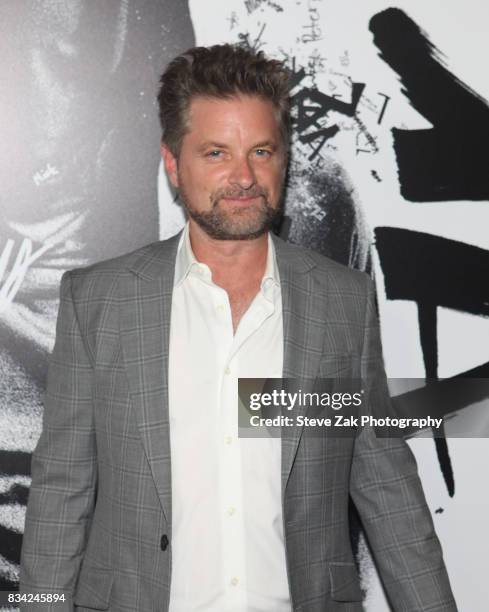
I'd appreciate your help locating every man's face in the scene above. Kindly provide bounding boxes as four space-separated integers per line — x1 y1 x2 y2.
163 94 287 240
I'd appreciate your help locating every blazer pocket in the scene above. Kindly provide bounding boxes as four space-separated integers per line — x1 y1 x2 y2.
74 566 113 610
329 562 363 602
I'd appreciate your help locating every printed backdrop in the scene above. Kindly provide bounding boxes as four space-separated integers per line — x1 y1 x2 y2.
1 1 488 610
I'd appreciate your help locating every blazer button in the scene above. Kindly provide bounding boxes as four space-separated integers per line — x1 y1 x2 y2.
160 534 169 551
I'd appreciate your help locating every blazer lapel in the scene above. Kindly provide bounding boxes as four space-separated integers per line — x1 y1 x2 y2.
272 235 329 499
119 233 181 524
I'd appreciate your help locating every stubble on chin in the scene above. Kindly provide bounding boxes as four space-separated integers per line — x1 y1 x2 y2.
179 188 282 241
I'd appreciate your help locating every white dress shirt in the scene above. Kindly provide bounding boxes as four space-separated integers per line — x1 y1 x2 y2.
168 224 291 612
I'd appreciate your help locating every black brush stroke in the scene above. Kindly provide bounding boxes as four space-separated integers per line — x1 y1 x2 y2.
375 227 489 317
370 8 489 202
375 227 489 496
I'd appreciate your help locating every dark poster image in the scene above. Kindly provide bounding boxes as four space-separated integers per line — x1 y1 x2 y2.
0 0 195 591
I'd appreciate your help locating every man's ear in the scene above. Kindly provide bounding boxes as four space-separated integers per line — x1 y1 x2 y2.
161 143 179 189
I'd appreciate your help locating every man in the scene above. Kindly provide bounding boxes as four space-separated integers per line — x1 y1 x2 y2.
20 45 457 611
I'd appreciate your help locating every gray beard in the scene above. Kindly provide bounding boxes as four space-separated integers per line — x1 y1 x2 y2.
179 189 283 241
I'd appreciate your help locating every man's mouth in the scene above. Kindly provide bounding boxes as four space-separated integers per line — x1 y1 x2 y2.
222 195 258 202
219 194 265 206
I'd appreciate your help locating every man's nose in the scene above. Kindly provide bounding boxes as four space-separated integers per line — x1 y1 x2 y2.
228 155 256 189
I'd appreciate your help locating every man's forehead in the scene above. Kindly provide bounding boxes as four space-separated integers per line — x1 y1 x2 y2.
184 94 282 137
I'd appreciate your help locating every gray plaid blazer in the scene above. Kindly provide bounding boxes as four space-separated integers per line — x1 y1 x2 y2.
20 233 457 612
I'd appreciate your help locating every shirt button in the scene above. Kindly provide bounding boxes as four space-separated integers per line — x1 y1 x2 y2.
230 576 239 587
216 304 225 311
224 435 232 445
227 506 236 516
224 367 231 375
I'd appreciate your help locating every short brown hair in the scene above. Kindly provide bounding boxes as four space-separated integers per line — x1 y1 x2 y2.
157 44 291 156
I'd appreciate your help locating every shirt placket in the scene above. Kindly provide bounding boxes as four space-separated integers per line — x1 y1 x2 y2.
222 289 276 610
213 285 248 610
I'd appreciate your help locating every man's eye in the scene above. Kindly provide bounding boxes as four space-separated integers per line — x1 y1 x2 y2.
255 149 271 157
207 150 222 157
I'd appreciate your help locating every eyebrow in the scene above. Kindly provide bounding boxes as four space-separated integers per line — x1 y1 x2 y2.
197 141 229 151
253 141 278 150
197 140 279 152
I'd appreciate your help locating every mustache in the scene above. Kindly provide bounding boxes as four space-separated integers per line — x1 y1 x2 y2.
212 186 268 203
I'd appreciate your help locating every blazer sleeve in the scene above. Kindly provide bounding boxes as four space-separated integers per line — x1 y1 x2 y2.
19 271 97 611
349 277 458 611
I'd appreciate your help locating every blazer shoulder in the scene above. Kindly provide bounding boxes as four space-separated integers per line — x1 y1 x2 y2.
273 234 372 294
66 233 181 301
310 248 372 294
69 240 161 279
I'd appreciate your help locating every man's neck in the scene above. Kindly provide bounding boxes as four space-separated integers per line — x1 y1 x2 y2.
188 221 269 291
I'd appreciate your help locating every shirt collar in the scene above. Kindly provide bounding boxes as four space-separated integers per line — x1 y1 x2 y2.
261 231 281 300
173 222 280 294
174 223 203 287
